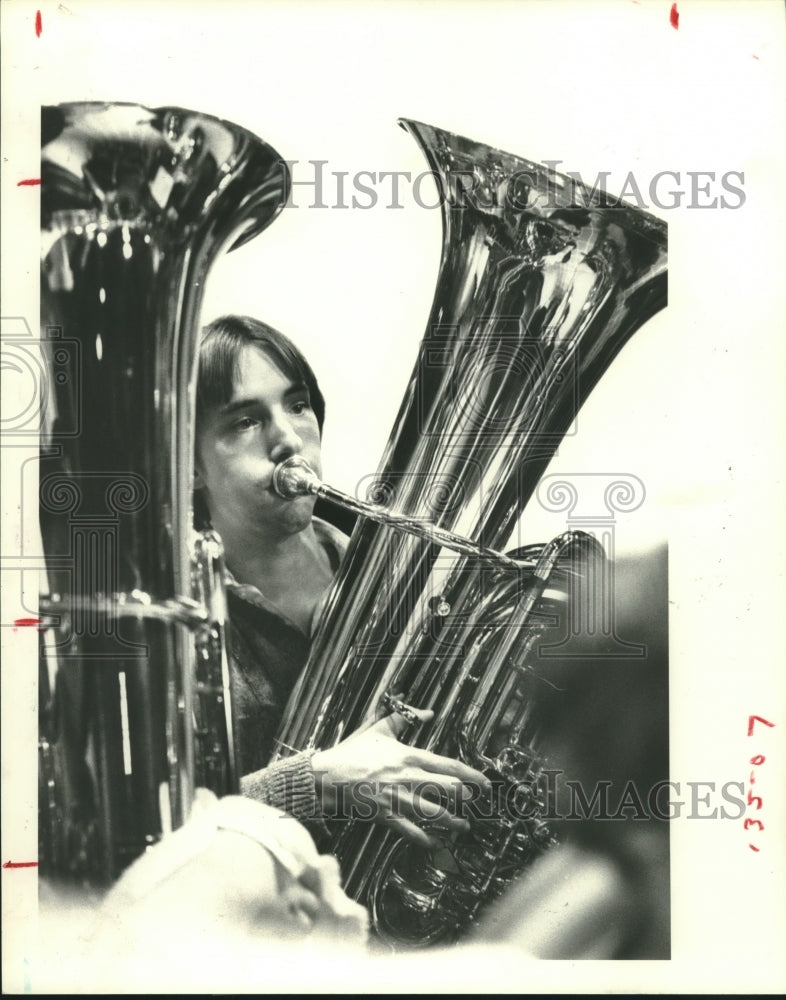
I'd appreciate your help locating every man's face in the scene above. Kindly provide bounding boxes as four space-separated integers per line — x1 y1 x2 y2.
194 345 322 548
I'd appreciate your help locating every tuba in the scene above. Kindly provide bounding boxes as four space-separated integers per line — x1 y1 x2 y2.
37 103 289 885
271 119 668 946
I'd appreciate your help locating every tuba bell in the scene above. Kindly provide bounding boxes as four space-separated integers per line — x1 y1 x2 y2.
271 119 668 946
37 102 290 885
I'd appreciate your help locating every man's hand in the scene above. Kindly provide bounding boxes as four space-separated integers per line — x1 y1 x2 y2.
310 708 491 849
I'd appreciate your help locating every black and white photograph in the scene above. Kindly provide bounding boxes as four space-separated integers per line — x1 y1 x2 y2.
1 1 784 994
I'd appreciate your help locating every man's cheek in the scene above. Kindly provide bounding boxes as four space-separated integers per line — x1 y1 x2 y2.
305 443 323 477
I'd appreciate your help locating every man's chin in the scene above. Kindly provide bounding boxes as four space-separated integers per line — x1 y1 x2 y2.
278 496 316 533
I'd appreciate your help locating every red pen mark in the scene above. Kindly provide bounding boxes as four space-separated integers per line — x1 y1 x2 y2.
3 860 38 869
35 10 42 36
748 715 775 736
12 617 45 634
746 715 775 854
17 178 41 187
753 54 759 60
670 3 679 29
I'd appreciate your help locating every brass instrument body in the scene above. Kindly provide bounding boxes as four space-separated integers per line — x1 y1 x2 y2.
331 531 607 946
273 120 667 945
38 103 289 884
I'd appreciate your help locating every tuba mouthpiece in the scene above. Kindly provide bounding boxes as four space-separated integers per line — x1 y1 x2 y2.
272 456 321 499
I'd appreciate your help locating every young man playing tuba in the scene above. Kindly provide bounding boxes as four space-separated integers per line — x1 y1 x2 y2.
192 313 490 847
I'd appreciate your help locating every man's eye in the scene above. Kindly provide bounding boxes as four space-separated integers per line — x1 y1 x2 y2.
290 400 311 415
231 416 257 431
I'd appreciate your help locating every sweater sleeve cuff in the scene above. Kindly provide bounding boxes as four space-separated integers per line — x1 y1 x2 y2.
240 752 325 831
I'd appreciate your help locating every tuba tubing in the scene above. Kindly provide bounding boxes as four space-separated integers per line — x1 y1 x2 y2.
273 456 537 572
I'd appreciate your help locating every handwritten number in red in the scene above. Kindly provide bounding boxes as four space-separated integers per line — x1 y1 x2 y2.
745 715 774 853
747 715 775 736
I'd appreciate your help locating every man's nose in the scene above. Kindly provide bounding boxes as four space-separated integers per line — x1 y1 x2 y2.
268 411 304 464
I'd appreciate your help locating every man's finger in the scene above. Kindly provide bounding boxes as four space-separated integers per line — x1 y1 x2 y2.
375 706 434 740
382 813 440 851
405 747 492 790
404 771 483 817
378 784 472 837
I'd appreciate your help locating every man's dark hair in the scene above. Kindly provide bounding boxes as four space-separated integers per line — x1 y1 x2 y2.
196 315 325 434
194 315 325 527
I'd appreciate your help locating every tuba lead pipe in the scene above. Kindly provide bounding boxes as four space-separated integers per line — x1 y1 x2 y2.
273 456 536 572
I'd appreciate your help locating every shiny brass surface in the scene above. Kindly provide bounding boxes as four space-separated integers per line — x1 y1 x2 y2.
272 119 667 945
38 102 289 885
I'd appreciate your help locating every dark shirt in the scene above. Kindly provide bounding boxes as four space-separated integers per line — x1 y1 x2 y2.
226 518 348 818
